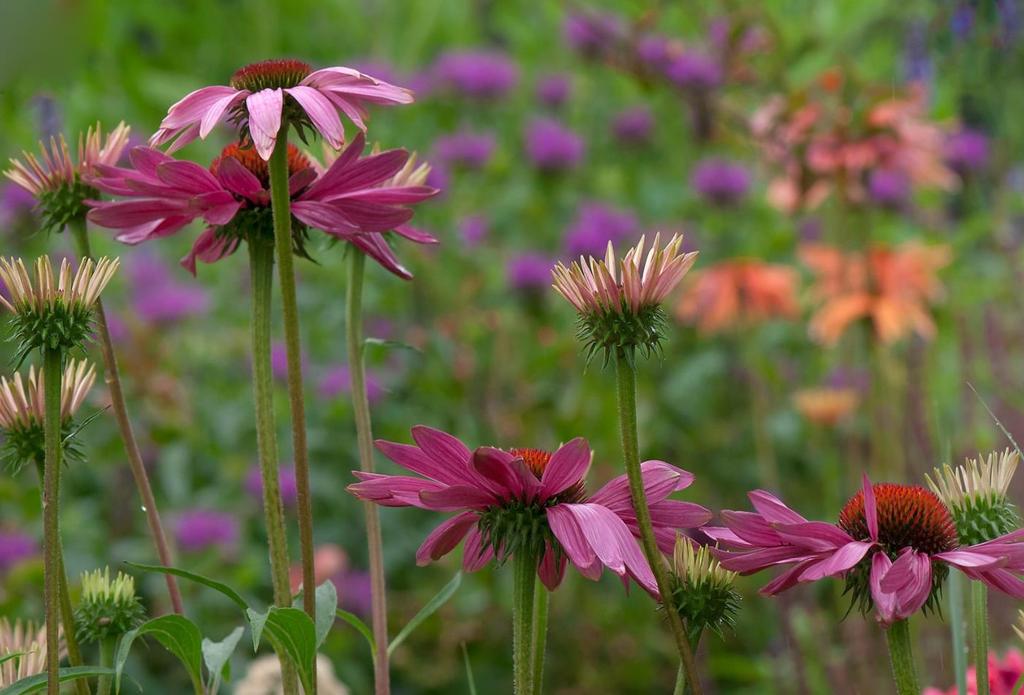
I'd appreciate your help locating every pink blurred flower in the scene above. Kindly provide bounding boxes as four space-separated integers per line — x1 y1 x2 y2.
925 649 1024 695
706 475 1024 626
150 59 412 160
87 134 437 279
348 427 710 595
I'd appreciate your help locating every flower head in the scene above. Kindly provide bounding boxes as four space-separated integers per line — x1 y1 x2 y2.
150 59 412 160
690 158 751 206
0 532 37 573
665 52 723 91
552 234 698 364
0 256 119 360
928 449 1021 545
669 537 740 637
0 618 64 686
706 475 1024 626
677 260 798 334
87 133 437 279
925 648 1024 695
525 118 585 172
73 567 146 644
507 253 556 293
536 74 572 109
946 128 990 174
0 359 95 471
4 122 130 234
612 107 654 146
348 427 711 595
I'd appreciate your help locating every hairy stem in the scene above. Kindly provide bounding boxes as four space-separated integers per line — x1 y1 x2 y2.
96 637 115 695
42 347 62 695
885 619 921 695
268 132 316 626
69 221 183 615
530 579 549 693
948 570 968 695
614 352 702 695
346 250 390 695
512 551 536 695
248 238 298 695
972 581 990 695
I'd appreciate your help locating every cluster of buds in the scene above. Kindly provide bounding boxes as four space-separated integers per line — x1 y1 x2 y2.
0 359 96 472
552 234 697 366
73 567 146 645
0 256 119 362
668 537 740 640
927 448 1021 545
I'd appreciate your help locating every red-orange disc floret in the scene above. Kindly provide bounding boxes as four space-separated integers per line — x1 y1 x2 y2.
509 448 552 479
229 59 312 91
838 483 958 556
210 143 311 190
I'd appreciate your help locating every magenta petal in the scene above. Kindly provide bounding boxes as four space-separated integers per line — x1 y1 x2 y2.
288 168 318 195
759 558 818 595
419 485 495 511
346 473 445 508
180 227 237 275
748 490 807 525
933 550 1005 570
974 568 1024 598
546 505 600 577
870 552 898 625
326 199 414 232
245 89 284 160
129 147 175 178
471 447 521 499
713 545 815 574
644 500 712 528
774 521 855 552
200 91 246 138
86 199 192 228
286 85 346 148
461 527 494 572
374 438 471 487
157 85 240 129
552 503 657 595
862 474 878 541
347 233 413 280
215 156 265 200
410 426 474 478
588 460 687 511
540 438 590 499
701 526 746 547
537 544 567 591
291 200 357 232
394 225 439 244
720 510 783 547
799 541 874 581
310 149 409 200
155 160 222 194
415 512 477 566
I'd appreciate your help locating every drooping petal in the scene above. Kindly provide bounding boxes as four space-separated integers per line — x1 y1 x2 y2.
539 438 590 500
933 549 1006 570
461 527 494 572
214 156 266 201
286 85 346 148
748 490 807 525
545 505 601 580
773 521 856 553
347 472 446 509
415 512 478 566
588 460 692 511
870 552 898 625
718 510 783 547
799 541 875 581
862 474 878 541
470 447 522 500
419 485 495 512
759 558 819 595
537 543 568 591
245 89 284 160
180 227 238 275
374 438 471 487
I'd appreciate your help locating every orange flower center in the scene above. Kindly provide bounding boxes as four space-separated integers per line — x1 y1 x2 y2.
229 59 312 91
210 143 310 189
509 448 552 479
838 483 958 556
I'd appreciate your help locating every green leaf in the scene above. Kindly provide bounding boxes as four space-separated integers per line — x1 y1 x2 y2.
335 608 376 663
364 337 421 354
389 571 462 657
0 652 26 668
0 666 117 695
115 615 204 694
300 580 338 648
462 643 478 695
246 607 318 694
202 626 244 695
125 563 248 609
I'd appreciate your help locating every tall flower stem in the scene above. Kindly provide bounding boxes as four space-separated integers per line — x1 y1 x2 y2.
885 619 921 695
68 221 183 615
512 550 537 695
346 250 390 695
614 352 702 695
267 132 316 622
42 347 63 695
971 581 990 695
948 570 968 695
530 579 549 693
248 238 299 695
97 637 116 695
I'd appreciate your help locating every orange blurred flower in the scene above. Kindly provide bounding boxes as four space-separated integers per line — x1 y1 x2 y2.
801 241 951 346
792 387 859 426
677 259 799 333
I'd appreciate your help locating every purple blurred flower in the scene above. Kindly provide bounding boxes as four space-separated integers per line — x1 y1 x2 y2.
798 217 823 244
0 531 37 573
946 128 990 173
434 130 496 170
507 253 554 292
868 168 911 208
0 183 37 229
340 570 373 616
665 51 723 90
175 510 238 553
904 21 932 84
459 215 488 247
564 202 639 258
432 50 519 100
425 160 450 194
270 342 308 383
951 3 975 39
612 107 654 145
690 158 751 205
525 117 584 172
318 365 384 403
32 94 62 141
564 11 624 58
245 465 298 508
536 74 572 109
635 34 674 70
128 252 209 323
351 60 401 87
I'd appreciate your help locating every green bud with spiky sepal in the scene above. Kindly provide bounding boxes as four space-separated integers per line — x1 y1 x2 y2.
73 568 146 644
669 538 741 639
927 448 1021 545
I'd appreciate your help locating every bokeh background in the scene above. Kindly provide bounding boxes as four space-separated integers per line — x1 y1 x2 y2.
2 0 1024 692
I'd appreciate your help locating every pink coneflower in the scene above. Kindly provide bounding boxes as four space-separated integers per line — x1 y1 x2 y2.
86 134 438 279
706 475 1024 625
150 59 412 160
348 427 710 594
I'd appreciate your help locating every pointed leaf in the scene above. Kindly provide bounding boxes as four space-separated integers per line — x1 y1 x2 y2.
115 615 203 694
125 563 249 609
335 608 376 664
364 337 421 354
462 643 478 695
314 581 338 648
246 607 318 694
0 667 118 695
0 652 25 668
388 571 462 657
202 626 244 695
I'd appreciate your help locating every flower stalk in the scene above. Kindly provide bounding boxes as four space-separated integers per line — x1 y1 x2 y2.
614 352 702 695
247 238 298 695
68 220 183 615
512 550 537 695
530 581 549 693
97 637 116 695
972 581 989 695
42 346 62 695
267 130 316 624
885 619 920 695
346 249 390 695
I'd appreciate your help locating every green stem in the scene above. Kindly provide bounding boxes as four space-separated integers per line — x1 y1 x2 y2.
42 347 62 695
885 619 921 695
673 664 685 695
69 220 183 615
614 352 702 695
346 250 390 695
512 551 536 695
948 570 968 695
96 637 115 695
267 131 316 628
247 239 298 695
972 581 990 695
530 579 548 693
